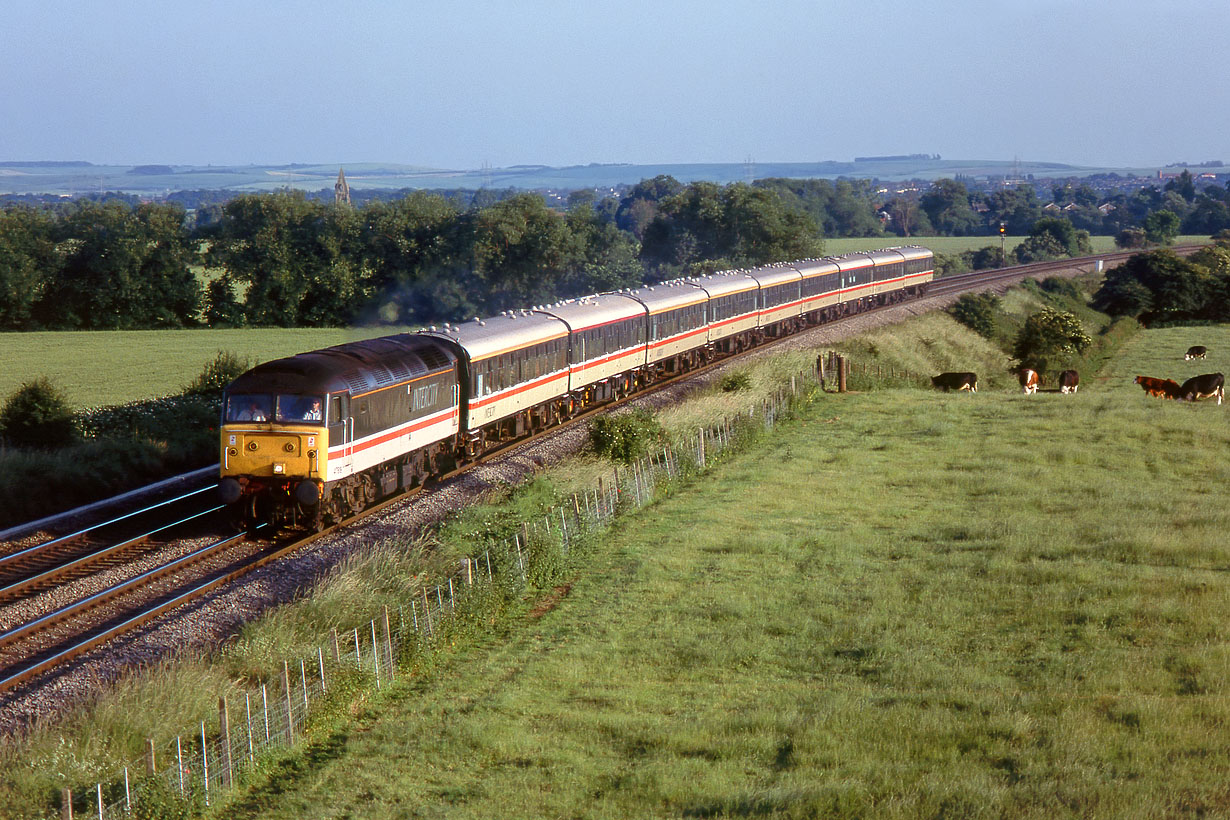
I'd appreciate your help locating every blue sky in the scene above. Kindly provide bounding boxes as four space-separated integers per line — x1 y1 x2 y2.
3 0 1227 170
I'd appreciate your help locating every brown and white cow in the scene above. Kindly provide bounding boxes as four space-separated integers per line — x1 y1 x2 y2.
1018 368 1039 394
1058 370 1079 394
1179 373 1224 405
1185 345 1207 361
931 372 978 393
1135 375 1181 398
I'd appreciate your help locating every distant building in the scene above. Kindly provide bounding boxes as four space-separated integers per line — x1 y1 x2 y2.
335 168 350 205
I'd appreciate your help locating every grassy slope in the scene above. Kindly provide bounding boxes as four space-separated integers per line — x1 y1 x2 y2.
221 326 1230 820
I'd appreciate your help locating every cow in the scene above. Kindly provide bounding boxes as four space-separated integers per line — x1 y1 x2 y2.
1018 368 1039 394
1058 370 1079 394
1134 375 1181 398
1185 346 1207 361
931 372 978 393
1179 373 1224 405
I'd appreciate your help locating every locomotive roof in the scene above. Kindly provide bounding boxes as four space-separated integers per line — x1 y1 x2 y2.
537 293 646 332
225 333 457 397
420 311 569 362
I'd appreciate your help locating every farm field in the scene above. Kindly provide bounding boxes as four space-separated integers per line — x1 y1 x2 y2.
0 327 412 408
823 235 1210 257
221 326 1230 819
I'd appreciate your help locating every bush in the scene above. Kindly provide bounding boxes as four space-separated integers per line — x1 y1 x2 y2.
589 409 663 463
949 292 1001 339
719 371 752 392
1039 276 1086 302
0 377 78 449
1012 308 1093 373
182 350 251 395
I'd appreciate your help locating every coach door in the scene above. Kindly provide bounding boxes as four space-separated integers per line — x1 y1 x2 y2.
328 394 352 475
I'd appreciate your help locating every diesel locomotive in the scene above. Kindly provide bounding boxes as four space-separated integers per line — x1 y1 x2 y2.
218 246 933 531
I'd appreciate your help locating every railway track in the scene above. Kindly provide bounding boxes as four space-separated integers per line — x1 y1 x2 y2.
0 247 1191 698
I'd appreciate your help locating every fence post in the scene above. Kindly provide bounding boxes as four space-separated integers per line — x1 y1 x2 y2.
176 736 184 797
464 558 473 586
201 721 209 807
282 661 294 745
300 659 309 711
218 696 233 788
319 646 327 693
60 787 71 820
383 605 395 682
838 355 848 393
145 738 156 776
261 684 270 744
330 627 341 664
245 693 255 763
371 620 381 690
96 783 104 820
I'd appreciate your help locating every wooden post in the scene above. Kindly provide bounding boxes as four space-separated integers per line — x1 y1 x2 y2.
838 356 847 393
145 738 156 776
218 696 233 788
330 627 341 664
464 558 473 585
60 787 72 820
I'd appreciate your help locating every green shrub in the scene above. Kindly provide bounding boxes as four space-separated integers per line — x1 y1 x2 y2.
719 371 752 392
948 292 1001 339
589 409 663 463
1039 276 1086 301
182 350 251 395
0 377 78 449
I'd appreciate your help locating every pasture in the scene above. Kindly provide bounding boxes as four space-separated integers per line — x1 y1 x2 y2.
822 235 1211 257
2 317 1226 819
218 326 1229 819
0 327 413 407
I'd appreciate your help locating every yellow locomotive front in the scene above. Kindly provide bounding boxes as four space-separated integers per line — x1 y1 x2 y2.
218 391 329 530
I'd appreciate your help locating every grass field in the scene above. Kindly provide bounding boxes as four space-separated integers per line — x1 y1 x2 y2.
0 327 413 407
211 325 1230 819
822 236 1212 256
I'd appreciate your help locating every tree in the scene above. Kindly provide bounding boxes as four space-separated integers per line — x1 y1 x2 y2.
33 201 200 329
1143 209 1181 245
920 179 981 236
359 193 475 323
983 185 1043 235
472 193 575 311
639 182 822 276
1092 250 1211 321
0 205 58 329
1012 308 1092 373
1115 227 1147 249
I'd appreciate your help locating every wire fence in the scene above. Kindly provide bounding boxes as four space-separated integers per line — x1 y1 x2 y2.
52 362 831 820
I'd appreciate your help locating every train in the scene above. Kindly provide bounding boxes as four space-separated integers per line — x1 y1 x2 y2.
217 246 934 531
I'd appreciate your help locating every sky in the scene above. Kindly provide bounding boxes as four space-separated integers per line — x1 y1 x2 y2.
3 0 1228 171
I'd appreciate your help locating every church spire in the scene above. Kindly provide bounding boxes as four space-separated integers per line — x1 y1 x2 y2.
334 167 350 206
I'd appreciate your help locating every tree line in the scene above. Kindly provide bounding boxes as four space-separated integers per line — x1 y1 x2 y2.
1 173 1225 331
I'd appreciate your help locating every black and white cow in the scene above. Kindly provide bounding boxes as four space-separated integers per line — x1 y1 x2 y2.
1179 373 1224 405
931 372 978 393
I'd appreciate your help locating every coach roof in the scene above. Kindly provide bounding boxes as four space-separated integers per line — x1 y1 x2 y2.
420 311 569 362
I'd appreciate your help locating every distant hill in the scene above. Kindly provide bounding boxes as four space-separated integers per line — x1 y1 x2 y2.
0 158 1186 196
